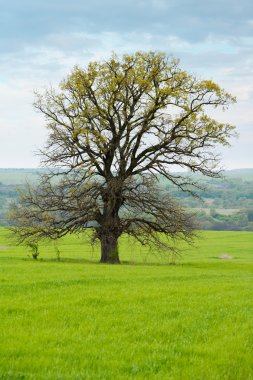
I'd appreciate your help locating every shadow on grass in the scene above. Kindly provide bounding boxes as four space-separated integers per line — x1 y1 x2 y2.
20 257 183 266
120 260 180 266
22 257 98 265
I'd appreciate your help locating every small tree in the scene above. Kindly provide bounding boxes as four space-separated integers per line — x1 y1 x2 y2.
8 52 236 263
27 242 39 260
247 209 253 222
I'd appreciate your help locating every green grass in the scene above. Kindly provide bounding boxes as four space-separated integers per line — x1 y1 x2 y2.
0 228 253 380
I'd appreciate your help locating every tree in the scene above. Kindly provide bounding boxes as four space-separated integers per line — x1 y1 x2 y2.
8 52 236 263
247 209 253 222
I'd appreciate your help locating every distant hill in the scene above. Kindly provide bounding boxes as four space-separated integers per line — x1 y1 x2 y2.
1 168 253 230
222 168 253 180
0 168 48 185
1 168 253 185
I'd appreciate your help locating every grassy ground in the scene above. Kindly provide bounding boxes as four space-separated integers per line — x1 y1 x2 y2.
0 228 252 380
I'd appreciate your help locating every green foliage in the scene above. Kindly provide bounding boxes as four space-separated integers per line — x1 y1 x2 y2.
0 228 253 379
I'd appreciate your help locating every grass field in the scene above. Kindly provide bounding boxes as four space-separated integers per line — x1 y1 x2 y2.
0 228 252 380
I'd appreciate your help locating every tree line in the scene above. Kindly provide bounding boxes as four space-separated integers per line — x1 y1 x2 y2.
3 172 253 230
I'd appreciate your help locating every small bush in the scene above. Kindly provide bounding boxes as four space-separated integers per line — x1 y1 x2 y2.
27 243 39 260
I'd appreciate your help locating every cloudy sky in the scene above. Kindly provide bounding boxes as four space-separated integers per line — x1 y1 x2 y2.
0 0 252 168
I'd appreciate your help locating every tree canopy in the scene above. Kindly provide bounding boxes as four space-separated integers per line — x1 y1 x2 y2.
9 51 236 263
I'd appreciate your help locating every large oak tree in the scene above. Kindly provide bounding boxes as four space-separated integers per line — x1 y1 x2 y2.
9 52 236 263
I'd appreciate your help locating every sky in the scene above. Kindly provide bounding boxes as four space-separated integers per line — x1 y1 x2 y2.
0 0 252 169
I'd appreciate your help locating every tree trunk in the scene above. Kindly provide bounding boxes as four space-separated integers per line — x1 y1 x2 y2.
100 233 120 263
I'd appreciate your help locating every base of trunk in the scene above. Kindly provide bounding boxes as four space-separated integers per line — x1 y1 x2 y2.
100 234 120 264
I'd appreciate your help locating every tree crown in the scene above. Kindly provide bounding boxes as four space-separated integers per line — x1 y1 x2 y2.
35 51 236 182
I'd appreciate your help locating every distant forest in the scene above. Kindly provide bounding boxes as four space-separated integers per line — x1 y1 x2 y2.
1 168 253 231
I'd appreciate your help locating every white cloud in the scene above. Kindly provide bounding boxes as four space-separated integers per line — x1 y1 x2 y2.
0 28 252 168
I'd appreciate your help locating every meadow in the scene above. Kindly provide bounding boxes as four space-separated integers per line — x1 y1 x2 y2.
0 228 252 379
